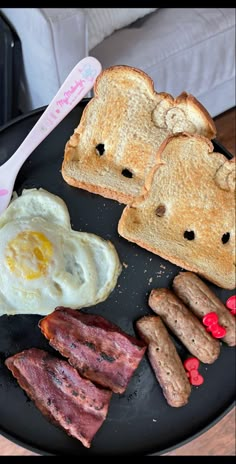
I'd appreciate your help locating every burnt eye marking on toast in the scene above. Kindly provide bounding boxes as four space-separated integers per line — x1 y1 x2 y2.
184 230 195 241
122 169 133 178
96 144 105 156
222 232 230 244
155 205 166 217
118 133 235 289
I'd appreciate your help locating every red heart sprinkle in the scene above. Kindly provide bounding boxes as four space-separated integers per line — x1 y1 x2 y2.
203 312 218 326
184 357 199 371
184 357 204 386
189 371 204 386
211 325 227 338
226 296 236 314
203 312 227 338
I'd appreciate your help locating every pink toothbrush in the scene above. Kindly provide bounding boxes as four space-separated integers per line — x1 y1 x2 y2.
0 56 102 215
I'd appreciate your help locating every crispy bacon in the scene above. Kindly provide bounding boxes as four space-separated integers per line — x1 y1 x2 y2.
5 348 112 448
39 307 146 393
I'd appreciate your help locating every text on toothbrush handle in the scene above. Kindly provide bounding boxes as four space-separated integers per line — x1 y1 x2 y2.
40 63 98 133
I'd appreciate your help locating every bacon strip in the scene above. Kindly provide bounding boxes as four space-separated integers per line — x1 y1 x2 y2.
39 307 146 393
5 348 112 448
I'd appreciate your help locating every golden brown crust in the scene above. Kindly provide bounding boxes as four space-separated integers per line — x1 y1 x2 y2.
62 65 217 205
157 91 216 139
118 223 226 288
94 64 156 95
62 171 134 204
176 92 216 138
118 133 235 289
129 133 214 208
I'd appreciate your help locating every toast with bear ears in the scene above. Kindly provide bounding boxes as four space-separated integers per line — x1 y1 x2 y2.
62 66 216 204
118 133 235 289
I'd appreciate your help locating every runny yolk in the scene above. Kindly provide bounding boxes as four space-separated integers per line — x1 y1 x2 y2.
5 231 53 280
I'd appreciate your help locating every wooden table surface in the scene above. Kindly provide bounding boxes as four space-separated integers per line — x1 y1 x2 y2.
0 109 235 456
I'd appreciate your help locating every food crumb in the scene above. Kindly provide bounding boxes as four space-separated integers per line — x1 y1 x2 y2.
123 262 128 268
152 419 157 422
160 264 166 269
148 277 153 285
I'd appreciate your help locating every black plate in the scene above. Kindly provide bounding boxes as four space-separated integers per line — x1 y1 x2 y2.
0 101 235 456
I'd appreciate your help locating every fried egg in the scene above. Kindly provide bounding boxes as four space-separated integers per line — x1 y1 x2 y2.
0 189 121 316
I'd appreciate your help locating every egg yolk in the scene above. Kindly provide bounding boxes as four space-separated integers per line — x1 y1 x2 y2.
5 231 53 280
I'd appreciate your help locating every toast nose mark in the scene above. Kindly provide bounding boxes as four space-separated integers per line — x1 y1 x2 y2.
155 205 166 217
222 232 230 244
184 230 195 240
96 143 105 156
122 169 133 178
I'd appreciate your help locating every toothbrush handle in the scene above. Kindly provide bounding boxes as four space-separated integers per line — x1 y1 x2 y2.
6 57 101 172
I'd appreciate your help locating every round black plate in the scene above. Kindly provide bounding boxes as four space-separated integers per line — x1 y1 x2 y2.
0 101 235 456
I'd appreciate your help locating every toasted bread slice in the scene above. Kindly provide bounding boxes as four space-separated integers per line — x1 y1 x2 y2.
118 133 235 289
62 65 216 204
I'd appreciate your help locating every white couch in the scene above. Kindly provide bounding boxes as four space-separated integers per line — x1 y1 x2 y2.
1 7 235 117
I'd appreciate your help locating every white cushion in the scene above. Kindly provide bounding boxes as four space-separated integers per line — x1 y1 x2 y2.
1 8 87 111
92 8 236 117
82 8 157 50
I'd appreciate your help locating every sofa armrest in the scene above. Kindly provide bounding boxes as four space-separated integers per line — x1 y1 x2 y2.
1 8 88 110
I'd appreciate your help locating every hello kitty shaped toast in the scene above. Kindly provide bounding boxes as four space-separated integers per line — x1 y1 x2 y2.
118 133 235 289
62 65 216 204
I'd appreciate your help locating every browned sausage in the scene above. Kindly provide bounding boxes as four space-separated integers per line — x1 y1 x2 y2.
148 288 220 364
173 272 235 347
136 315 191 407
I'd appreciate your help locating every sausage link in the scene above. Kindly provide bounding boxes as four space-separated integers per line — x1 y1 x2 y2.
173 272 235 347
136 315 191 407
148 288 220 364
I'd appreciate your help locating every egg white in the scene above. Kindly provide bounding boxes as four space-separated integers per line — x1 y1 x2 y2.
0 188 71 230
0 189 121 316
